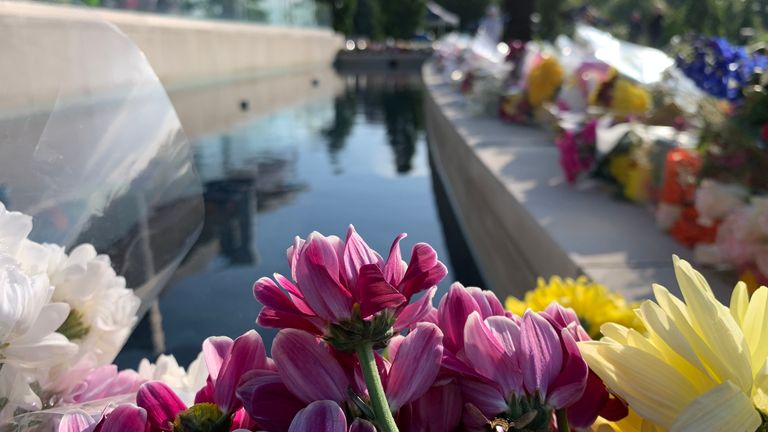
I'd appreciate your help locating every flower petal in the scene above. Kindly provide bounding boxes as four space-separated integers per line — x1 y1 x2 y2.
467 287 504 318
273 329 349 403
521 311 563 400
202 336 233 382
349 418 377 432
342 225 383 289
460 378 508 417
383 233 407 286
399 243 447 299
97 404 147 432
355 264 406 319
394 286 436 332
296 235 353 322
547 328 588 409
672 256 752 393
58 410 94 432
438 282 481 353
386 323 443 411
288 400 347 432
237 370 305 432
730 281 749 326
215 330 268 413
671 381 761 432
136 381 186 431
579 341 699 429
741 286 768 377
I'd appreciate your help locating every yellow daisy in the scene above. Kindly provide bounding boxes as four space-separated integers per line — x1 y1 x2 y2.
506 276 643 339
579 256 768 431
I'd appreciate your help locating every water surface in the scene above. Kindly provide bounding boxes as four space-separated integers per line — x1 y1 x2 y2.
117 71 481 368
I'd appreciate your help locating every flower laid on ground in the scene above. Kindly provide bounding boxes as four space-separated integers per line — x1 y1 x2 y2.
580 256 768 431
590 69 650 116
555 119 598 184
505 276 643 339
526 55 565 108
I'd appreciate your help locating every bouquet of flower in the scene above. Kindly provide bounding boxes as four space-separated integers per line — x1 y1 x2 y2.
673 35 768 102
555 118 598 184
589 69 652 118
5 211 768 432
499 55 565 124
0 203 141 422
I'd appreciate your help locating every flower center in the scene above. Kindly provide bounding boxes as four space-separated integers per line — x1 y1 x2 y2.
173 403 230 432
56 309 90 340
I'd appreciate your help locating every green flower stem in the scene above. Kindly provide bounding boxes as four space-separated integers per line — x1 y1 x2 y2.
356 342 399 432
555 408 570 432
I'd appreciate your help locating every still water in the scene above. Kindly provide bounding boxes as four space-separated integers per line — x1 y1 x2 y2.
116 71 482 368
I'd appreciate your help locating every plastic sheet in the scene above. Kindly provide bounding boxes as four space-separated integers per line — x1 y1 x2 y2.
0 12 204 313
574 24 674 85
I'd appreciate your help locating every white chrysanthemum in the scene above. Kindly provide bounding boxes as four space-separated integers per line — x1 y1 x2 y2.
0 254 78 420
37 243 141 367
138 352 208 405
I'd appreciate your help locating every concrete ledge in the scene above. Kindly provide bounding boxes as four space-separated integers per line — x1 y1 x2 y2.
0 1 342 109
423 64 732 301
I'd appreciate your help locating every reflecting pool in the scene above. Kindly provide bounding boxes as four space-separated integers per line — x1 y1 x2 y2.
117 70 482 367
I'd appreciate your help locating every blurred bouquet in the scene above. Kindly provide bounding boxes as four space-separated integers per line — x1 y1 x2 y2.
589 68 652 117
499 54 565 124
555 118 598 184
673 35 768 102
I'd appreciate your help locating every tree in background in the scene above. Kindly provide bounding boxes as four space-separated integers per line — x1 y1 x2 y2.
434 0 491 32
379 0 426 39
317 0 358 34
353 0 383 39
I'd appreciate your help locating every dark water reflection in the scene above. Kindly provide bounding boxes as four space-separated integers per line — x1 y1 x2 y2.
117 71 479 367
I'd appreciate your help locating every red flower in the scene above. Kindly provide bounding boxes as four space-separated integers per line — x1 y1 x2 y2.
761 123 768 143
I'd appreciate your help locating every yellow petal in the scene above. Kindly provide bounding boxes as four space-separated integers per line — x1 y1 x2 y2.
579 341 698 429
671 381 761 432
635 301 715 393
653 283 743 391
601 322 630 344
671 257 753 393
742 286 768 377
730 282 749 326
753 359 768 414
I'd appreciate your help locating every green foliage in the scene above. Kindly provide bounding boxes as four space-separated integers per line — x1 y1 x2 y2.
434 0 491 31
536 0 565 40
354 0 383 39
378 0 426 39
318 0 358 35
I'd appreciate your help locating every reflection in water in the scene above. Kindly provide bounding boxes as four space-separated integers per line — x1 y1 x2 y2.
117 70 480 368
324 74 424 175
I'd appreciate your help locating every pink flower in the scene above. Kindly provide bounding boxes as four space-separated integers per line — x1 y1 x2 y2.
254 226 447 341
137 330 268 431
395 379 463 432
239 324 443 429
47 356 144 405
432 285 593 430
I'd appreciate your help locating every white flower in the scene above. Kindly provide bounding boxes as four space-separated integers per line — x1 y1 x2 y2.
695 179 748 226
0 203 32 258
138 352 208 405
40 243 140 367
0 254 78 421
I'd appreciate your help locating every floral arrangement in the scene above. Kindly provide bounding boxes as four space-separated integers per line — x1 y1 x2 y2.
499 55 564 124
673 35 768 102
0 202 141 422
589 69 651 117
4 206 768 432
555 119 598 184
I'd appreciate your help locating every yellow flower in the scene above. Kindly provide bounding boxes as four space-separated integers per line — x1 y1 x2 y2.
591 409 662 432
527 56 564 108
611 78 651 115
579 256 768 431
505 276 643 339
